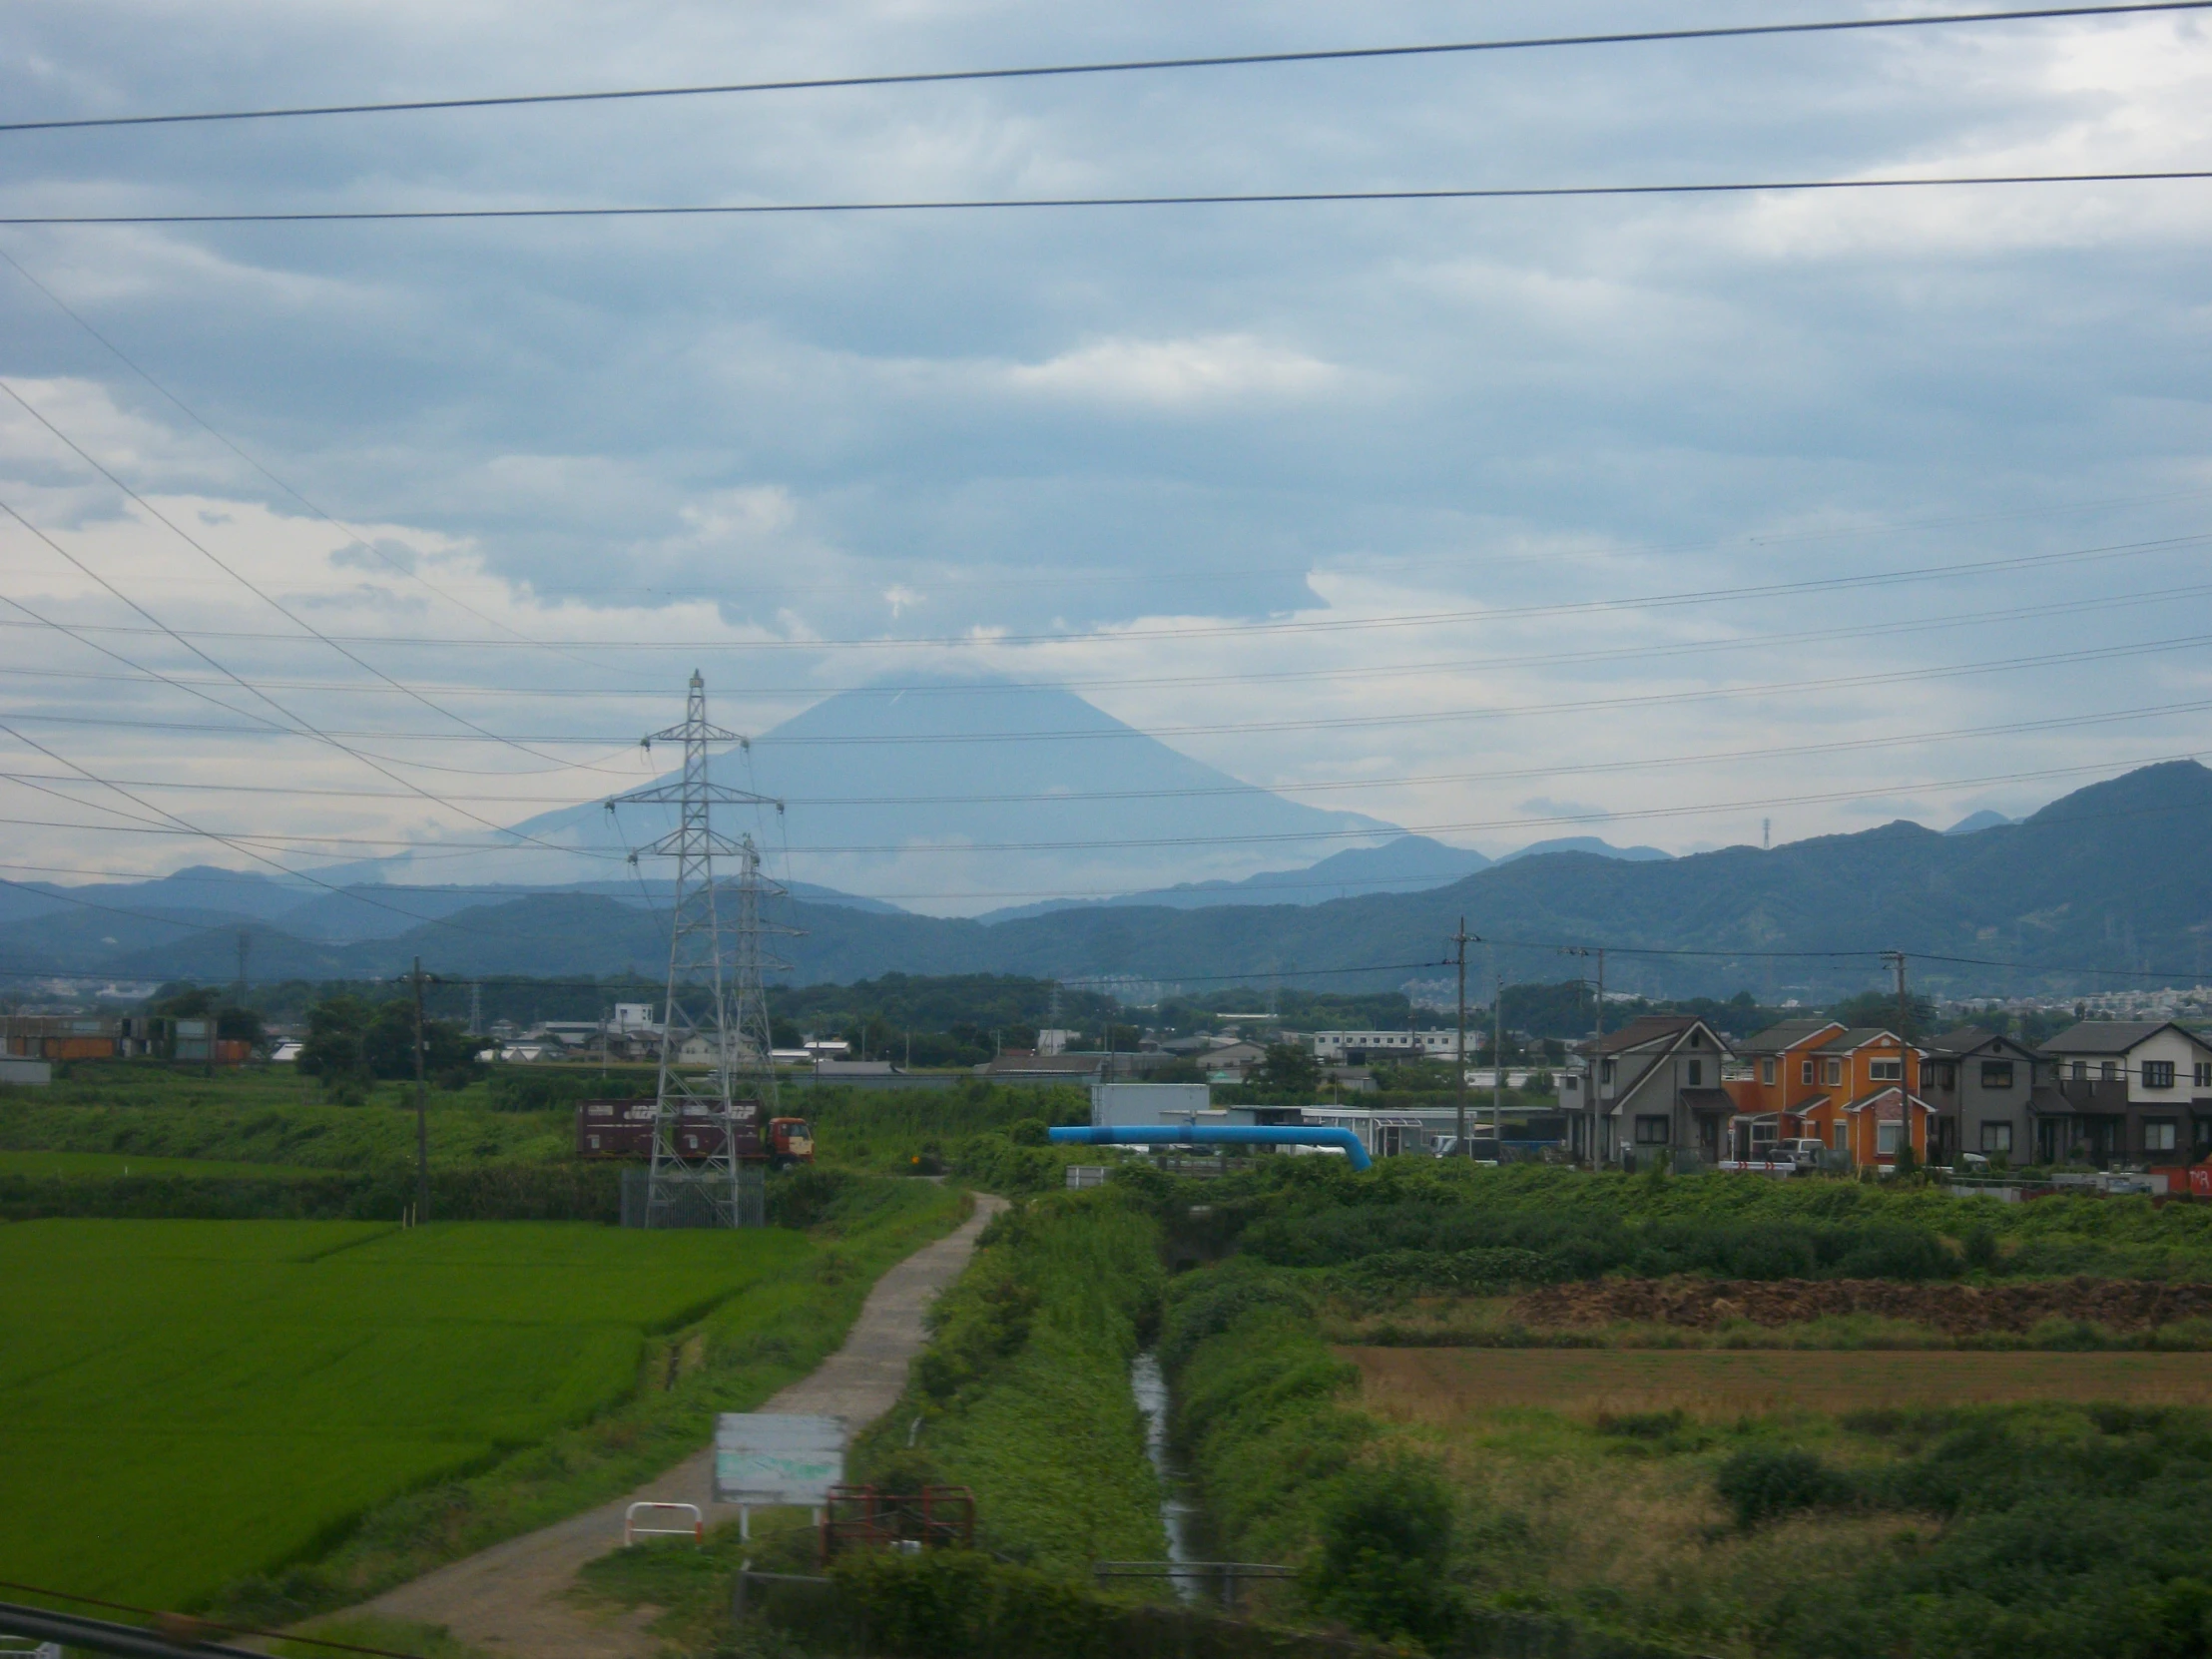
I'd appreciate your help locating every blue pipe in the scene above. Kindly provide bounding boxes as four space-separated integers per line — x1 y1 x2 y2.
1048 1123 1373 1172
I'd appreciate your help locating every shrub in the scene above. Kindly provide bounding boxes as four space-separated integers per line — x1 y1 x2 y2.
1715 1447 1856 1528
1302 1455 1460 1646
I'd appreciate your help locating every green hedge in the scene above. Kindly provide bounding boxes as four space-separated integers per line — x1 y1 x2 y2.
1175 1158 2212 1283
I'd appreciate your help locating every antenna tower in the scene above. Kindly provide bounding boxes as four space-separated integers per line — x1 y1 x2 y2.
609 671 788 1228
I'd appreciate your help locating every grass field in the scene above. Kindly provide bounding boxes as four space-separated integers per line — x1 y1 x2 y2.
1349 1345 2212 1420
0 1218 819 1610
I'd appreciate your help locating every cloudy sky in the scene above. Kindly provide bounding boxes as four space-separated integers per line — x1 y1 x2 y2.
0 0 2208 912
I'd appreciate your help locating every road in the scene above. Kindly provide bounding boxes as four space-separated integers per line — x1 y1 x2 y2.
356 1194 1006 1659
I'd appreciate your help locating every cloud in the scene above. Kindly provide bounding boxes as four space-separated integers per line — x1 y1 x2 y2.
1000 334 1344 407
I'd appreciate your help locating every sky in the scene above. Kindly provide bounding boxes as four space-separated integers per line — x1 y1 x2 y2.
0 0 2208 914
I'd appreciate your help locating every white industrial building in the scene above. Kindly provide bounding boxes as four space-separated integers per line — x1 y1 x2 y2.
1309 1030 1470 1063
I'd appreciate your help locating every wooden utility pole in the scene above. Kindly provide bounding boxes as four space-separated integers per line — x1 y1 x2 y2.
1493 965 1505 1143
1451 919 1472 1157
1564 945 1605 1165
411 957 430 1224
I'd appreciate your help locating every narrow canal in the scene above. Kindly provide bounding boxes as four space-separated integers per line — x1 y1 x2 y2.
1129 1350 1206 1605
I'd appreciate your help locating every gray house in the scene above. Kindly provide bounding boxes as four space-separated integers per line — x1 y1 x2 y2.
1567 1014 1736 1168
2031 1020 2212 1167
1919 1026 2041 1164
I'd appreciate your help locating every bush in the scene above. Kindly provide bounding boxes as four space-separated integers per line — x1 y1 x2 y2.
1303 1455 1460 1646
1715 1447 1856 1528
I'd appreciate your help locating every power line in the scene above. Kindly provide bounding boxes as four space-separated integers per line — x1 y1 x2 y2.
9 170 2212 228
16 623 2204 748
5 3 2202 135
0 244 655 690
1 527 2189 654
0 495 627 858
2 751 2202 860
9 572 2211 707
0 380 636 784
0 721 485 932
8 691 2212 810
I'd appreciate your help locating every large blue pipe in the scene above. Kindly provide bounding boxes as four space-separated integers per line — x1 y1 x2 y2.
1048 1123 1373 1172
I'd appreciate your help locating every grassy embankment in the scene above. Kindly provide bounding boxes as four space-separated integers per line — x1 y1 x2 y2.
572 1187 1171 1656
0 1178 967 1621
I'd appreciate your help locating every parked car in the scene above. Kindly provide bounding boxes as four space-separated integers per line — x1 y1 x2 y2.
1767 1138 1828 1170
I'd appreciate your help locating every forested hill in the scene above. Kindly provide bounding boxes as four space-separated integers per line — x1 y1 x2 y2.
31 762 2212 1000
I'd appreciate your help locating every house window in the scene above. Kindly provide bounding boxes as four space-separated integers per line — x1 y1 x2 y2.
1685 1059 1704 1087
1833 1121 1849 1152
2072 1061 2088 1082
1979 1122 2013 1155
1877 1122 1903 1155
1601 1059 1616 1084
1980 1061 2014 1090
1634 1115 1671 1145
2146 1120 2179 1153
2145 1061 2176 1090
1761 1058 1777 1085
1870 1059 1904 1082
2101 1061 2118 1082
1824 1058 1843 1087
1691 1029 1705 1048
2197 1063 2212 1088
1801 1059 1815 1085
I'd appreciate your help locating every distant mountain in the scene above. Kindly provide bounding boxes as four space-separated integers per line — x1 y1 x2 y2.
1493 836 1672 865
39 762 2212 1004
1944 810 2018 835
362 677 1395 912
978 834 1492 920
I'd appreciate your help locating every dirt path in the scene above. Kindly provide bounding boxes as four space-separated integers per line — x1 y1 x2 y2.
358 1195 1006 1659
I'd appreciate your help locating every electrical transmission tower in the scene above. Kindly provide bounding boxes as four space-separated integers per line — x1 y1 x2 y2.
608 671 788 1228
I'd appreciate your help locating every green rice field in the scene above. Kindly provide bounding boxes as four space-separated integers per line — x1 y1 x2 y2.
0 1218 815 1609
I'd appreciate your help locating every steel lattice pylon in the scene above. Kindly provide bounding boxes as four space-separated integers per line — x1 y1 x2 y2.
609 670 789 1228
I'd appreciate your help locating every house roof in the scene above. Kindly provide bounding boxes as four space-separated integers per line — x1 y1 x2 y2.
1839 1087 1936 1116
1925 1025 2002 1057
1736 1019 1845 1055
1679 1087 1737 1112
1817 1027 1913 1053
982 1054 1105 1075
1586 1015 1703 1055
2039 1020 2209 1056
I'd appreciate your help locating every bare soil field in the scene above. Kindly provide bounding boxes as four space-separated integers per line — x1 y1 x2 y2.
1348 1344 2212 1420
1512 1275 2212 1336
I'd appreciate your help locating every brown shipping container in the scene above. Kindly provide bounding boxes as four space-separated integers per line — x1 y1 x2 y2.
45 1036 118 1061
574 1099 765 1160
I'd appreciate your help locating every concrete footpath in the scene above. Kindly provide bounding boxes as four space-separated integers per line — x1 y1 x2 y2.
357 1194 1006 1659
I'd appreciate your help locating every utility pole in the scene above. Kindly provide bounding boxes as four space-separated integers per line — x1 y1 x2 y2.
1493 964 1505 1143
1451 919 1472 1157
1884 949 1914 1169
467 980 482 1039
410 956 430 1225
1563 945 1605 1165
234 929 250 1008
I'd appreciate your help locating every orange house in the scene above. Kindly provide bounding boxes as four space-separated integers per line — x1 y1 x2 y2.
1724 1020 1933 1170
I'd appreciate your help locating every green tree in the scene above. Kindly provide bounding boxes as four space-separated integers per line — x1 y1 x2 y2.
298 994 475 1086
1253 1041 1322 1097
1303 1455 1459 1646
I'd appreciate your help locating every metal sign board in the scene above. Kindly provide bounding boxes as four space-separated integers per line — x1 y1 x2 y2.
715 1412 845 1505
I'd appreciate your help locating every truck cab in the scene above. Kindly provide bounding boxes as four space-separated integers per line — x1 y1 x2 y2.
768 1117 815 1169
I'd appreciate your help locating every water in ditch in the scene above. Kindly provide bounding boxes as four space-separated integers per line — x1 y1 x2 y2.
1129 1350 1208 1606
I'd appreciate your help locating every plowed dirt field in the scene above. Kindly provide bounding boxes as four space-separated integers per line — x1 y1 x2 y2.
1512 1276 2212 1336
1348 1346 2212 1420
